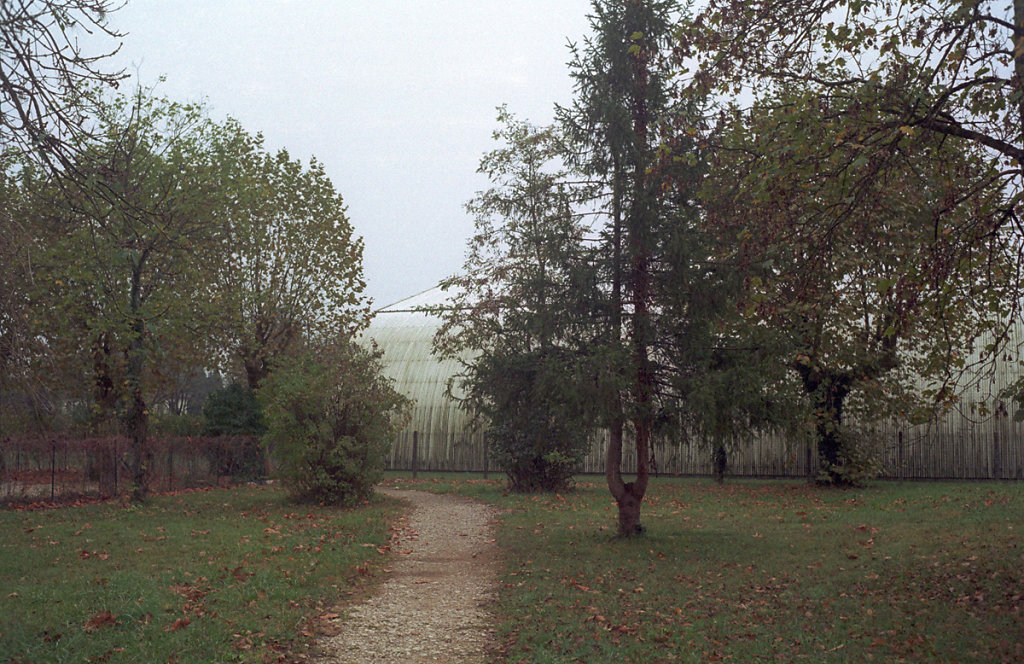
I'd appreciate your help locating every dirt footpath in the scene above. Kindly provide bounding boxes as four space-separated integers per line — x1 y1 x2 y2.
317 488 500 663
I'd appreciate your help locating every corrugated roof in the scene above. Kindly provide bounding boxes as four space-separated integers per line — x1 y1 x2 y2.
364 285 480 468
374 285 463 321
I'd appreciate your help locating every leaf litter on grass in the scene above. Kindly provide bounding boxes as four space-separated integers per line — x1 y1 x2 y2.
485 478 1024 663
0 485 403 663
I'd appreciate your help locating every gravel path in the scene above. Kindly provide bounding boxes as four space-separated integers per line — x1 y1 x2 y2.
317 488 500 663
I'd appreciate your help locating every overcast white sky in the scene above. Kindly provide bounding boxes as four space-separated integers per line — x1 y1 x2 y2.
99 0 595 308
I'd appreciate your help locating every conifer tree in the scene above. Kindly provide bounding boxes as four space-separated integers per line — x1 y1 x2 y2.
435 110 600 492
560 0 682 535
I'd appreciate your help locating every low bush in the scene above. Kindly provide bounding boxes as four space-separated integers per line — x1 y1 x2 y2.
259 340 408 505
202 383 266 480
470 350 592 493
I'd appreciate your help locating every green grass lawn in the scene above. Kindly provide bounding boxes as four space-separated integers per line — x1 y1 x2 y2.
4 474 1021 663
384 474 1024 663
0 485 401 663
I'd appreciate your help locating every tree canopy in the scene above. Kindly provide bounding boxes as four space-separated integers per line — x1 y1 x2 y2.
684 0 1022 172
675 0 1024 481
0 0 125 172
210 119 369 390
1 87 372 501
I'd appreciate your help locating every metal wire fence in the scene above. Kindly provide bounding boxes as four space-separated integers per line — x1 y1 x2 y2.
0 435 264 504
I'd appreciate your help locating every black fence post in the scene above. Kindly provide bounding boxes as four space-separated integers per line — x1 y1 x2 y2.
412 431 419 479
897 430 904 482
993 430 1001 480
482 432 488 480
805 442 813 484
50 441 56 501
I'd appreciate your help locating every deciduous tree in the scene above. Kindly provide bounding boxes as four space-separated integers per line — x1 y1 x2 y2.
33 89 225 500
210 121 369 390
0 0 125 172
699 87 1017 482
673 0 1024 481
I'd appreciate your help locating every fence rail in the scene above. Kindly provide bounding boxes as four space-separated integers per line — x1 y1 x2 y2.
385 422 1024 481
8 419 1019 505
1 435 262 503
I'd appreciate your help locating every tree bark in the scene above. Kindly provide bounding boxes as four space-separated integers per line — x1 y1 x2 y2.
606 417 646 535
126 259 150 502
1015 0 1024 148
796 363 852 484
814 376 850 478
713 444 727 484
89 333 118 432
243 352 266 392
604 132 650 536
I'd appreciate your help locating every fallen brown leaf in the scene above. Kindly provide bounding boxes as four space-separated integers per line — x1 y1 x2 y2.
83 610 116 632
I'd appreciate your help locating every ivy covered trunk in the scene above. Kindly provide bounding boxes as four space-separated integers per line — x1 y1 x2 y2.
813 390 848 481
797 363 853 485
126 373 150 502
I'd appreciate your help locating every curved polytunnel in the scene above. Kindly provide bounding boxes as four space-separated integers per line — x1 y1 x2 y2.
365 288 1024 479
363 287 486 472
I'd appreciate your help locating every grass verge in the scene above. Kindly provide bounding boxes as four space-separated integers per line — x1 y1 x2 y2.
384 474 1024 663
0 485 402 663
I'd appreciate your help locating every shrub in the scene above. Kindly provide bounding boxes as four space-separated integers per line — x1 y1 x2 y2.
201 382 266 480
817 424 883 487
259 340 409 505
470 350 592 493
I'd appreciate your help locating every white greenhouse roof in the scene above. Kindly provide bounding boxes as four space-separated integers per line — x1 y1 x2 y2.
378 285 461 312
363 286 478 461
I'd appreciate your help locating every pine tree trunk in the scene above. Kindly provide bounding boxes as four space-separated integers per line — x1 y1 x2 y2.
625 5 652 531
616 483 644 535
606 145 640 536
594 0 666 536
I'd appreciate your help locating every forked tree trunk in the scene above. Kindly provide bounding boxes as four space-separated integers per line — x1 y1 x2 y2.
600 0 658 536
622 2 654 533
606 415 648 536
